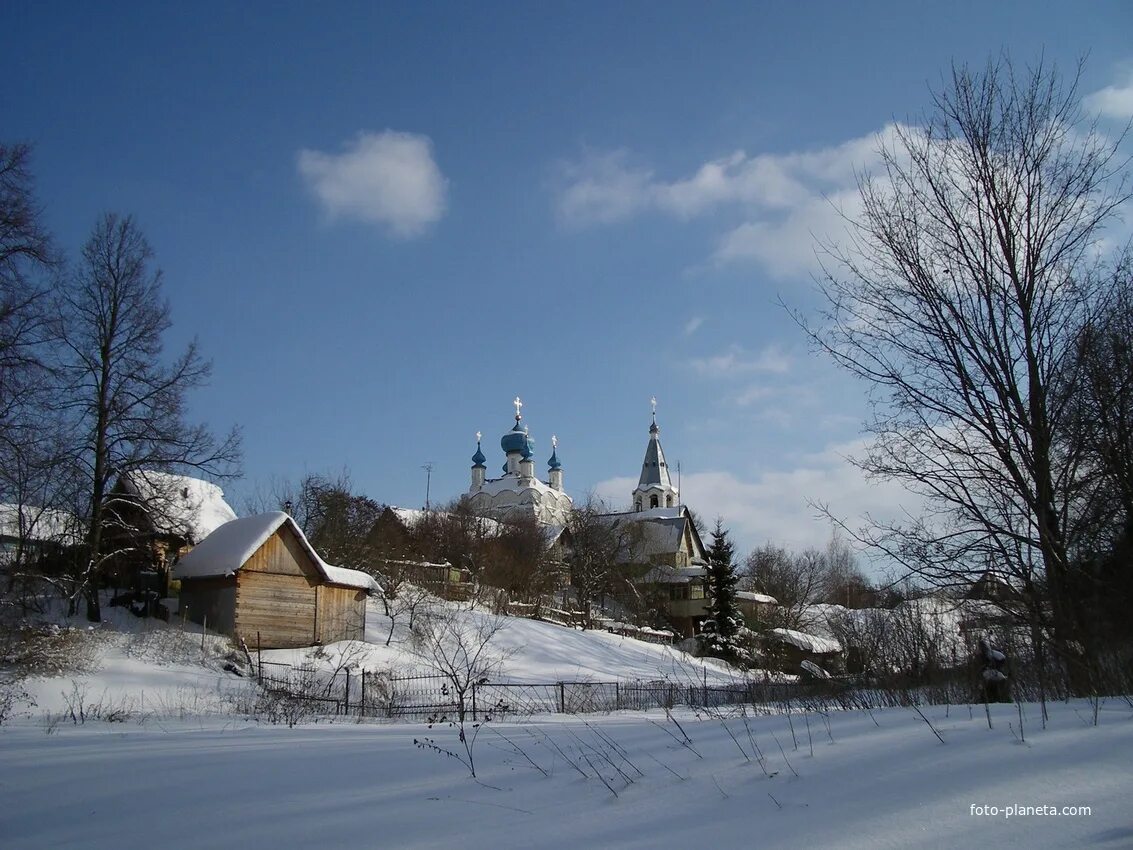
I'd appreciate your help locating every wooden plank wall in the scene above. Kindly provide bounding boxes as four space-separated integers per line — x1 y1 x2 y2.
316 585 366 643
231 524 367 648
235 527 321 648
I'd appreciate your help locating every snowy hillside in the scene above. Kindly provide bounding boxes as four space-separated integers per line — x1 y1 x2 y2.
14 596 742 717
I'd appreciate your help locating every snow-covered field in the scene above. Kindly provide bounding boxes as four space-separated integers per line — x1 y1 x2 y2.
2 700 1130 849
3 600 1132 848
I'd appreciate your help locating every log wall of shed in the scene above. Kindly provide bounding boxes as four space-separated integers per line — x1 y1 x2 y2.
233 527 320 648
316 584 366 643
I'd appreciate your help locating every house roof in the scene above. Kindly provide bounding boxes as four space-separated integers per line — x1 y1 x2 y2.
769 628 842 655
737 590 778 605
641 563 706 584
600 506 707 564
172 512 378 592
388 506 503 535
118 471 237 542
0 504 82 544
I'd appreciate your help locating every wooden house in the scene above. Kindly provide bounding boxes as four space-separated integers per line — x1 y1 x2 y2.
600 506 711 637
172 512 378 649
105 470 238 594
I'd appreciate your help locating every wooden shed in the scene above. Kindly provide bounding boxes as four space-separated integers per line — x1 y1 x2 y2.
172 512 377 649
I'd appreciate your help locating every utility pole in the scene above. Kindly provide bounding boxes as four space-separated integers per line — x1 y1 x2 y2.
422 462 435 513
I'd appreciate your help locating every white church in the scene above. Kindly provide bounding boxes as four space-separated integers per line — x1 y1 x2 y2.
464 396 715 636
465 396 687 525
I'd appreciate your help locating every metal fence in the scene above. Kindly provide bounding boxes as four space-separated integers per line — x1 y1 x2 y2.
250 658 847 721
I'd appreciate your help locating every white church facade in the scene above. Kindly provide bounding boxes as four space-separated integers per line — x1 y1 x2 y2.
464 396 698 538
464 398 573 526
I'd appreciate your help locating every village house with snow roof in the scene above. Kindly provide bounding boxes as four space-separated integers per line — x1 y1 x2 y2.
173 512 377 649
104 470 238 596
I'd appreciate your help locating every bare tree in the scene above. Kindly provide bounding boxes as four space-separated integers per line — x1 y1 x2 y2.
1061 259 1133 656
481 513 555 606
743 543 827 631
57 213 240 620
0 144 80 614
803 56 1130 691
565 495 637 629
0 143 56 424
411 606 511 723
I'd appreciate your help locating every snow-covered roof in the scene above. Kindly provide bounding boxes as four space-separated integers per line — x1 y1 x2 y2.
389 507 503 535
173 512 378 592
641 564 706 584
474 473 565 502
600 508 706 564
737 590 778 605
0 504 82 544
769 628 842 655
118 471 237 542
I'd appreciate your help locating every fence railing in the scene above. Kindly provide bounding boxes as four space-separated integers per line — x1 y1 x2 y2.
251 658 864 721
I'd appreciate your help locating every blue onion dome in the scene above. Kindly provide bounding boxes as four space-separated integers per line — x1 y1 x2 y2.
521 429 535 460
501 417 527 454
471 432 486 468
548 447 562 471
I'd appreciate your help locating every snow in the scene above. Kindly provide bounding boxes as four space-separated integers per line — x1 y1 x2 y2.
2 698 1129 849
5 600 1132 849
641 564 706 584
119 470 238 541
173 512 378 592
0 504 81 544
475 474 564 499
770 627 843 655
737 590 778 605
259 598 743 685
390 507 503 535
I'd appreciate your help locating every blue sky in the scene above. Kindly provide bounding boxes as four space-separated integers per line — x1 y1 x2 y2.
5 2 1132 565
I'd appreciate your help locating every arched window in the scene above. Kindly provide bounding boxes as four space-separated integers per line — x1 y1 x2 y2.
650 495 659 509
666 495 673 507
635 499 642 512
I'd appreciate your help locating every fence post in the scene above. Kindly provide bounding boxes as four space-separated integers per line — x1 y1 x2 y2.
361 670 367 717
471 682 478 721
559 682 566 714
615 681 620 711
257 632 262 683
201 615 207 652
345 669 351 715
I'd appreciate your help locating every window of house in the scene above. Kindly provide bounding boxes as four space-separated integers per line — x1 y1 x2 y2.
690 584 704 600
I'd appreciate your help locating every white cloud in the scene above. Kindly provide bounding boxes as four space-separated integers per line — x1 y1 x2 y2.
297 130 447 237
711 188 861 278
555 150 654 226
555 125 900 278
595 438 924 563
689 344 791 377
683 316 705 336
1084 69 1133 121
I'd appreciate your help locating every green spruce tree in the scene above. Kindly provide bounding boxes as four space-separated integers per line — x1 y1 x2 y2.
702 518 741 660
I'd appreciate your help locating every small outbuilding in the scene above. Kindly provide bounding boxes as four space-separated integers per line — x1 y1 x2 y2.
172 512 378 649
